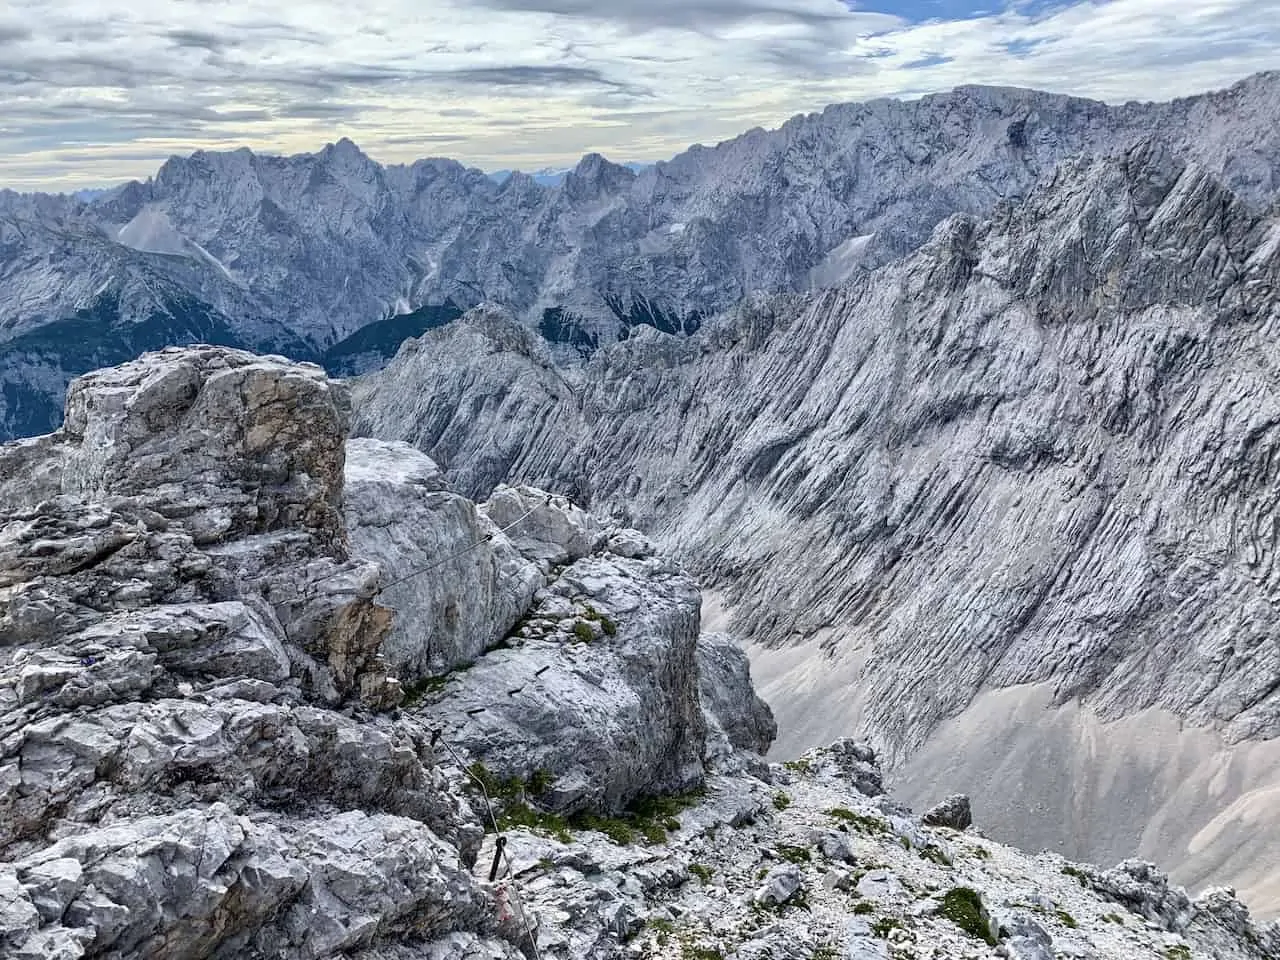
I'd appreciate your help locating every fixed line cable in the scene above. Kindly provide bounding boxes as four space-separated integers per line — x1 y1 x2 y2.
432 729 545 960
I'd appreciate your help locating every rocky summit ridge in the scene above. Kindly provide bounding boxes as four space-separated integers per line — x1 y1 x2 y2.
2 346 1277 959
350 138 1280 911
2 72 1280 440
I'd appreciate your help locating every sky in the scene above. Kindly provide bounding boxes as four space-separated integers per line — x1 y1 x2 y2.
1 0 1278 191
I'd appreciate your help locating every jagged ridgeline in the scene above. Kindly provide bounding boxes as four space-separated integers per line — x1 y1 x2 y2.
2 72 1279 440
352 137 1280 919
1 346 1277 959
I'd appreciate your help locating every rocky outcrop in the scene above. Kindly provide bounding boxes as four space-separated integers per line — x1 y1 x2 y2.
0 348 532 957
0 346 782 957
697 632 777 772
351 142 1280 906
3 345 1279 959
421 550 708 814
922 795 973 831
343 439 541 679
471 743 1280 960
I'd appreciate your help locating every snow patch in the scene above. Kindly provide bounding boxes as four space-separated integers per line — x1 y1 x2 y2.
808 234 874 288
115 206 192 257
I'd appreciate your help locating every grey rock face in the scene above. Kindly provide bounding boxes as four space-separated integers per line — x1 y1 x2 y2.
481 484 605 568
421 552 708 814
352 143 1280 902
5 348 1280 960
697 632 777 771
922 795 973 831
343 439 541 679
0 347 532 957
490 739 1280 960
0 344 796 957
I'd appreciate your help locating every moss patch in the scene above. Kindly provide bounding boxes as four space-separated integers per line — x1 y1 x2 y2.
828 808 889 834
939 887 996 945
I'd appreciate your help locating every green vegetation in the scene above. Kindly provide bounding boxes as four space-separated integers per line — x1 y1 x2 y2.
572 621 596 643
939 887 996 945
1055 909 1078 929
649 918 675 946
772 792 792 811
680 944 723 960
1101 913 1126 925
783 758 813 774
527 768 555 796
1163 946 1191 960
918 845 950 866
581 603 619 636
498 802 572 843
689 863 714 884
870 918 902 938
852 901 875 915
828 808 889 834
399 660 481 705
569 787 705 846
1061 864 1091 886
775 844 811 864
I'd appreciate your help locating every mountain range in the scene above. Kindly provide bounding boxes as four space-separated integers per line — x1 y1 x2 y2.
4 69 1280 914
1 71 1278 440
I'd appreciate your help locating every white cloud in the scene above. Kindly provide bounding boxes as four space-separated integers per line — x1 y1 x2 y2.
0 0 1276 189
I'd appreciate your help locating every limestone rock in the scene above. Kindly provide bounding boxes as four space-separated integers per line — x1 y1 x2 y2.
922 795 973 831
350 144 1280 901
420 553 707 813
696 632 777 772
344 438 541 679
0 348 514 957
480 485 604 566
754 864 804 906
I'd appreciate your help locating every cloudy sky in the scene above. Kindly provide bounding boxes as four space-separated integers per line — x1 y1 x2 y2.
2 0 1277 191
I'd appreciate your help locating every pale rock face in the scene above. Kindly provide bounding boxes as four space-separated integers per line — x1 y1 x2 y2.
0 345 783 958
696 631 777 771
0 348 519 957
420 552 709 814
343 438 541 679
481 484 605 567
351 142 1280 904
483 743 1280 960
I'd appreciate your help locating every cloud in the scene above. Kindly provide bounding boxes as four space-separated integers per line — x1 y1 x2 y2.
0 0 1276 190
471 0 895 32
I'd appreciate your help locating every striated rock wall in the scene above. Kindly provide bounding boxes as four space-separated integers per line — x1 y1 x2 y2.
352 143 1280 906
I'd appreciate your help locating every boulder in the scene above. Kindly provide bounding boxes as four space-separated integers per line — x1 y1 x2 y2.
696 632 777 771
344 439 541 679
922 794 973 831
481 485 604 566
422 553 708 813
753 864 804 907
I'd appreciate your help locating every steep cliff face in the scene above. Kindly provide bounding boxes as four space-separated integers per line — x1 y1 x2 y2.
352 142 1280 908
2 73 1279 440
